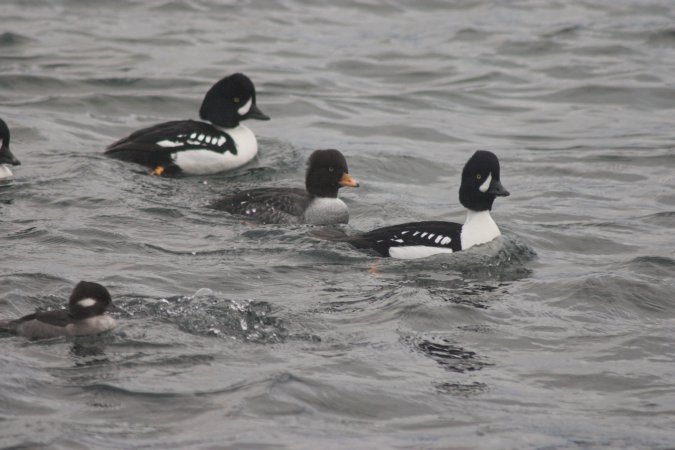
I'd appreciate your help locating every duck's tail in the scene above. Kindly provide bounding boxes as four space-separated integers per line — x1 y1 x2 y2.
310 227 371 249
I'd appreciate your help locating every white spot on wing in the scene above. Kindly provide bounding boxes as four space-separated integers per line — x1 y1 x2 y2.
156 140 183 148
421 232 427 238
479 172 492 193
441 236 451 245
427 233 435 240
392 238 404 243
217 136 227 146
435 235 443 244
197 134 205 141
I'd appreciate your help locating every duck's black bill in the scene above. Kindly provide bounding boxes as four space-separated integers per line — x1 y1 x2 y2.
487 179 509 196
245 104 270 121
0 147 20 166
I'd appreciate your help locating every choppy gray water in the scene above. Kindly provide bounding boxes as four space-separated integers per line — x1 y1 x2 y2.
1 1 675 448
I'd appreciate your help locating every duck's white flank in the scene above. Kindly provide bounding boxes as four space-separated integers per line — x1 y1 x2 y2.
389 245 453 259
173 124 257 174
66 315 117 336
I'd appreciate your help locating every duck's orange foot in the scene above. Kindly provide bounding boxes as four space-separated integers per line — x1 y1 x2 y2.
368 259 381 276
150 166 165 176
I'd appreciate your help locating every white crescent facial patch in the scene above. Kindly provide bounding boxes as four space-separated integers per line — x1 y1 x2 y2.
77 298 97 308
237 97 252 116
479 172 492 193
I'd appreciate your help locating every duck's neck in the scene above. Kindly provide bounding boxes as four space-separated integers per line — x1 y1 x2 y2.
307 185 339 199
215 124 257 159
215 123 250 135
303 197 348 225
460 209 500 250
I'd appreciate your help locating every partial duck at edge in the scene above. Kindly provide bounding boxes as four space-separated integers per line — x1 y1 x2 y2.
0 118 21 181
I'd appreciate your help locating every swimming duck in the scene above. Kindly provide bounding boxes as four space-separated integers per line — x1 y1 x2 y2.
105 73 269 176
336 150 509 259
0 118 21 181
0 281 118 339
211 149 359 225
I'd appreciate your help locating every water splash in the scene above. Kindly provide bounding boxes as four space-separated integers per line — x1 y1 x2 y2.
123 288 286 343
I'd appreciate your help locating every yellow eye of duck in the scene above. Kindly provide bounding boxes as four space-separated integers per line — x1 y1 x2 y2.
476 174 482 180
328 167 334 173
233 97 240 103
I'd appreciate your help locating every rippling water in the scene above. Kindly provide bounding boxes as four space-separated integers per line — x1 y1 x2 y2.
2 1 675 448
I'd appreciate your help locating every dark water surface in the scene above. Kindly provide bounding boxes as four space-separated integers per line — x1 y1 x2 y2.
2 1 675 448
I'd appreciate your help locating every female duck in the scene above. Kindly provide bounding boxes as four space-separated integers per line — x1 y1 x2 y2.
211 149 359 225
0 281 119 339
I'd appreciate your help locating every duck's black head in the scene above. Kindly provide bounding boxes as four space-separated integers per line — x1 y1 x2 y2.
0 118 20 166
459 150 509 211
199 73 270 128
68 281 114 320
305 149 359 198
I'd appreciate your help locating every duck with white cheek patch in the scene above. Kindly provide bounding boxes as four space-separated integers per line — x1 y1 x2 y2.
0 118 22 181
0 281 120 339
211 149 359 225
105 73 270 176
336 150 510 259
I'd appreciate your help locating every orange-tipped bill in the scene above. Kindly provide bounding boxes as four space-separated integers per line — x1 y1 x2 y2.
339 173 359 188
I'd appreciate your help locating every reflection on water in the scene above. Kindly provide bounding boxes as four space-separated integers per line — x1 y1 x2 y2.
404 335 491 373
